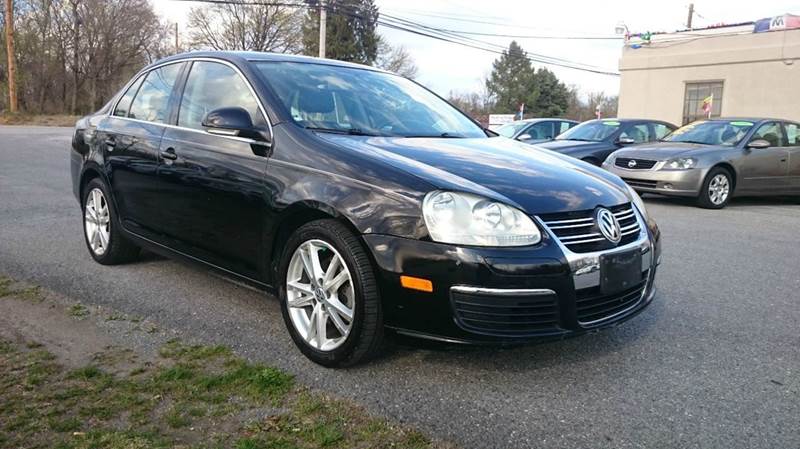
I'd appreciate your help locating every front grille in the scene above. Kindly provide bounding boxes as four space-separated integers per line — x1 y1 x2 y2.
622 178 658 189
575 274 648 324
451 288 559 336
615 158 657 170
539 203 641 253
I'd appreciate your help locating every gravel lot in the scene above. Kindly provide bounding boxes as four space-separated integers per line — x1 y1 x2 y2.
1 125 799 449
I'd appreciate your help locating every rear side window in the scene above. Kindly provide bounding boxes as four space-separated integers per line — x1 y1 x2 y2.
113 75 145 118
178 61 265 130
558 121 573 134
784 122 798 146
128 63 183 124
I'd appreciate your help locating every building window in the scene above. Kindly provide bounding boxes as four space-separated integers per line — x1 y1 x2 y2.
683 81 723 125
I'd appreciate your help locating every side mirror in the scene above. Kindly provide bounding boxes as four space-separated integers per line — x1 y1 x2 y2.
202 107 272 155
746 139 771 150
616 137 636 145
517 133 532 141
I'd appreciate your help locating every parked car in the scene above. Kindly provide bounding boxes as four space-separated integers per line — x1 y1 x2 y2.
495 118 578 144
537 118 676 165
603 118 800 208
71 52 661 366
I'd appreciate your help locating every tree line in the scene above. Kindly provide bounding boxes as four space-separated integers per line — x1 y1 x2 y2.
0 0 417 115
1 0 610 121
448 41 618 123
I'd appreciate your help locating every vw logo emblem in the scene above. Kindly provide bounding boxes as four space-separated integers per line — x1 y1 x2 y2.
627 159 637 168
595 208 622 243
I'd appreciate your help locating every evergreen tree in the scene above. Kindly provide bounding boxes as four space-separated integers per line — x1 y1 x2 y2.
303 0 379 65
532 68 570 117
485 41 537 115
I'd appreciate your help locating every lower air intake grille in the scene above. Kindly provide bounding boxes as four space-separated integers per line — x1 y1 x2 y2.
622 178 658 189
575 275 648 324
451 288 560 336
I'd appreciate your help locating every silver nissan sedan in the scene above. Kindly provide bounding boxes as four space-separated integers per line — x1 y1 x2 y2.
603 118 800 208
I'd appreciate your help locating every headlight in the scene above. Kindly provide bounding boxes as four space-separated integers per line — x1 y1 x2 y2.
422 191 541 247
662 157 696 170
626 184 649 221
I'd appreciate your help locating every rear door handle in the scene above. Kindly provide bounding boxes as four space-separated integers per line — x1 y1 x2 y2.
160 147 178 160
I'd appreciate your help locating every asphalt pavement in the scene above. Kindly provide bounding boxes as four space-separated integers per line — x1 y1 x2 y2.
1 125 798 449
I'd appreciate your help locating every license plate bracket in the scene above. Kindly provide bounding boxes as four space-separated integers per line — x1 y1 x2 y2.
600 249 642 295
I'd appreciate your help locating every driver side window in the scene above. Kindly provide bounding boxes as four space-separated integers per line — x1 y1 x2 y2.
750 122 784 147
620 124 651 143
178 61 265 130
526 122 554 140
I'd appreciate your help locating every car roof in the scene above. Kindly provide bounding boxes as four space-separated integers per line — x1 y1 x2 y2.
585 118 671 124
696 117 790 124
509 118 578 124
147 50 387 73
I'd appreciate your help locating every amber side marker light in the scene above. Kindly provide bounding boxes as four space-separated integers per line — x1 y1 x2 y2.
400 276 433 292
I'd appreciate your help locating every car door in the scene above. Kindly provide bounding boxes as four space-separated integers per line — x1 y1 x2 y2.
782 121 800 191
737 121 790 193
156 60 271 279
98 62 184 238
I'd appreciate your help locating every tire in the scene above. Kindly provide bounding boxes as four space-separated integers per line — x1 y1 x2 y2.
278 219 383 367
82 178 140 264
697 167 733 209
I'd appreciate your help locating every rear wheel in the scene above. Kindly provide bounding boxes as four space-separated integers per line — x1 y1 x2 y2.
278 219 383 367
697 167 733 209
82 178 140 264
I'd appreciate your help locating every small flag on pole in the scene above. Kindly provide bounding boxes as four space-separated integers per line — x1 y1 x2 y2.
701 94 713 118
518 103 525 120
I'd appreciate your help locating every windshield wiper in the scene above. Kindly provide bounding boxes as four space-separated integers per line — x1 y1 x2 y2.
672 140 709 145
304 126 382 137
403 132 468 138
558 138 595 142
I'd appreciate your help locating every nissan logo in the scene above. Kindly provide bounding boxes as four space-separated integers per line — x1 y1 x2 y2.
595 208 622 243
627 159 637 168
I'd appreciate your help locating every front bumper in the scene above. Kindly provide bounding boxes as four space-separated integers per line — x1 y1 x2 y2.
604 162 704 197
363 210 661 344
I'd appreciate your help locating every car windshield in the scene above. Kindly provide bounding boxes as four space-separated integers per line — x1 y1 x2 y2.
254 61 486 138
556 120 621 142
495 122 529 138
663 120 755 146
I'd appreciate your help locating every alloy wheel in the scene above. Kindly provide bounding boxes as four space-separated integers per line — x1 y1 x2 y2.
84 188 111 256
286 239 355 351
708 174 730 205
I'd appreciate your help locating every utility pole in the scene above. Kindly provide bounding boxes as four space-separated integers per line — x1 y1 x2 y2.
70 0 79 114
686 3 694 29
174 22 179 53
4 0 18 113
318 1 326 58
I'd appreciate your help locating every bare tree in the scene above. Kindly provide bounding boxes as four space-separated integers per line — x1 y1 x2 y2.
375 39 418 79
187 1 303 52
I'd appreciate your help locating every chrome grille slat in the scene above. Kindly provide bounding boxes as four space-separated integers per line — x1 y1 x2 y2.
537 203 642 253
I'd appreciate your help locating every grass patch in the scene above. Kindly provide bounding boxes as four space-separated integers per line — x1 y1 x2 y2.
0 113 80 127
68 304 89 318
0 338 449 449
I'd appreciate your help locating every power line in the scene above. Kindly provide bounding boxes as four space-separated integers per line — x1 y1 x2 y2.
170 0 621 76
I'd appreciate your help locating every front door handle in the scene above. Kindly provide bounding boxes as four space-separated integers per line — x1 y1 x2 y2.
104 137 116 148
160 147 178 160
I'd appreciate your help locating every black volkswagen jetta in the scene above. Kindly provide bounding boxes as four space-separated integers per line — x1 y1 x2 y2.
71 52 661 366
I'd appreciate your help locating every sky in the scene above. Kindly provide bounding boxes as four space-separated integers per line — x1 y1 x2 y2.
152 0 799 98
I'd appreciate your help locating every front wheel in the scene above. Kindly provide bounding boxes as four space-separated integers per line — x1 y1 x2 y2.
697 167 733 209
278 219 383 367
82 178 140 264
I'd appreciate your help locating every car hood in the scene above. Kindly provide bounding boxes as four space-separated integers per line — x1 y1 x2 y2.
317 134 630 215
613 141 723 160
536 139 612 155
